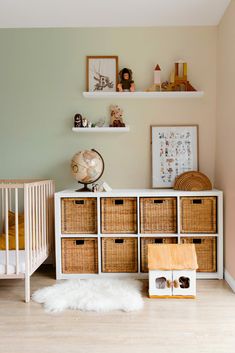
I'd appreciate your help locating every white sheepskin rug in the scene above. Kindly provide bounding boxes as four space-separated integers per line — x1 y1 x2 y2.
32 279 144 313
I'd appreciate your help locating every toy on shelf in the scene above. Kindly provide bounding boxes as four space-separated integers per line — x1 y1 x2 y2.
146 64 162 92
73 113 100 128
73 112 128 130
148 244 198 299
82 117 88 127
73 113 93 128
95 117 106 127
162 60 196 92
92 181 112 193
110 104 125 127
74 113 83 127
117 68 135 92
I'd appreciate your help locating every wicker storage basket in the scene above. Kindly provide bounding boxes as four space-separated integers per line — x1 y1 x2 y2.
181 236 216 272
101 197 137 234
140 197 177 233
61 198 97 234
141 237 178 272
102 237 138 273
62 238 98 274
181 197 216 233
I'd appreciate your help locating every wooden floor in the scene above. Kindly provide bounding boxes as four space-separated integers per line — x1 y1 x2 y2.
0 267 235 353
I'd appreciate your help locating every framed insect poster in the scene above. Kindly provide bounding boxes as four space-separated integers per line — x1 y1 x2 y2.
151 125 199 188
86 56 118 92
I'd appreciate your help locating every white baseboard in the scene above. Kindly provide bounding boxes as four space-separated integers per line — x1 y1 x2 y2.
224 269 235 292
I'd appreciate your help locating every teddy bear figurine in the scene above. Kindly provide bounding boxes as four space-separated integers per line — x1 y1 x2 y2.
109 104 125 127
117 68 135 92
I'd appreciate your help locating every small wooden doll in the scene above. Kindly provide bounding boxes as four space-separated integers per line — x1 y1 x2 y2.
117 68 135 92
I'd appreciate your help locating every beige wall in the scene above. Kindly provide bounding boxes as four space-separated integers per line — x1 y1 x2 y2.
0 27 217 191
216 1 235 279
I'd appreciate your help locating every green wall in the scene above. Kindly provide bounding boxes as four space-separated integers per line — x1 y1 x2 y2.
0 27 216 190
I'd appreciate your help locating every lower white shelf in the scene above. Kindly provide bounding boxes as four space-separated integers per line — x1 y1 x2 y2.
72 126 130 133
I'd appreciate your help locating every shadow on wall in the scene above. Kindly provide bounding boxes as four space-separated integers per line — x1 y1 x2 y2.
46 160 75 191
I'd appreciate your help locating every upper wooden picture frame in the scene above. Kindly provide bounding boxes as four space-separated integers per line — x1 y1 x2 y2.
86 56 118 92
151 125 199 188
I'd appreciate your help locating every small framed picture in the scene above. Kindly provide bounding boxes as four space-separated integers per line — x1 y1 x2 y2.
86 56 118 92
151 125 199 188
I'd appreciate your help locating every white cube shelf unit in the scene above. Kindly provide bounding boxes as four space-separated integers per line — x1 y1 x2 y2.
55 189 223 280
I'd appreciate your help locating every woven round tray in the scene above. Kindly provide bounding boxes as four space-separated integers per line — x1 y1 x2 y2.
174 171 212 191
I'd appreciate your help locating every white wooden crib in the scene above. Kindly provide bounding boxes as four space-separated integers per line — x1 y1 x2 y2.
0 180 54 302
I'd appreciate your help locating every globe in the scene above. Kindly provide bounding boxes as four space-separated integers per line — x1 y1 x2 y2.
71 149 104 191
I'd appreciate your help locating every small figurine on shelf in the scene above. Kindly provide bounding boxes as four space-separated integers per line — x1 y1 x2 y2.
110 104 125 127
92 183 99 192
74 113 83 127
117 68 135 92
146 64 162 92
82 117 88 127
95 117 106 127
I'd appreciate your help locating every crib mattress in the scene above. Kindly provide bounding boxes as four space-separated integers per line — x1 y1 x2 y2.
0 250 26 274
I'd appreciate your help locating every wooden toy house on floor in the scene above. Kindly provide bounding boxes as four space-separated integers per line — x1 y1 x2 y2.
148 244 198 299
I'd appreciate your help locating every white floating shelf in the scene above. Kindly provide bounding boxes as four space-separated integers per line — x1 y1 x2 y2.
82 91 204 99
72 126 130 133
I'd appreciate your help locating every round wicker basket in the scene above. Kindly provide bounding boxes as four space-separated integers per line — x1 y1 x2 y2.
174 171 212 191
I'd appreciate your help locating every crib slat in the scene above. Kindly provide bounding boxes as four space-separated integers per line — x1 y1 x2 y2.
43 184 46 251
24 185 31 302
32 187 35 266
38 185 43 254
46 185 49 248
9 189 12 211
47 184 50 248
15 188 19 275
49 181 55 257
28 187 32 270
1 189 4 233
5 188 9 274
35 186 39 263
46 184 50 249
43 185 49 253
49 180 55 254
41 185 45 252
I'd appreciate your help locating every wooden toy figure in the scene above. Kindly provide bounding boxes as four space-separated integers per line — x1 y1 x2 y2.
117 68 135 92
154 64 161 90
146 64 161 91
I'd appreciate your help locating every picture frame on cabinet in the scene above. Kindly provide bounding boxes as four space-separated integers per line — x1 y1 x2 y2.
86 56 118 92
151 125 199 188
